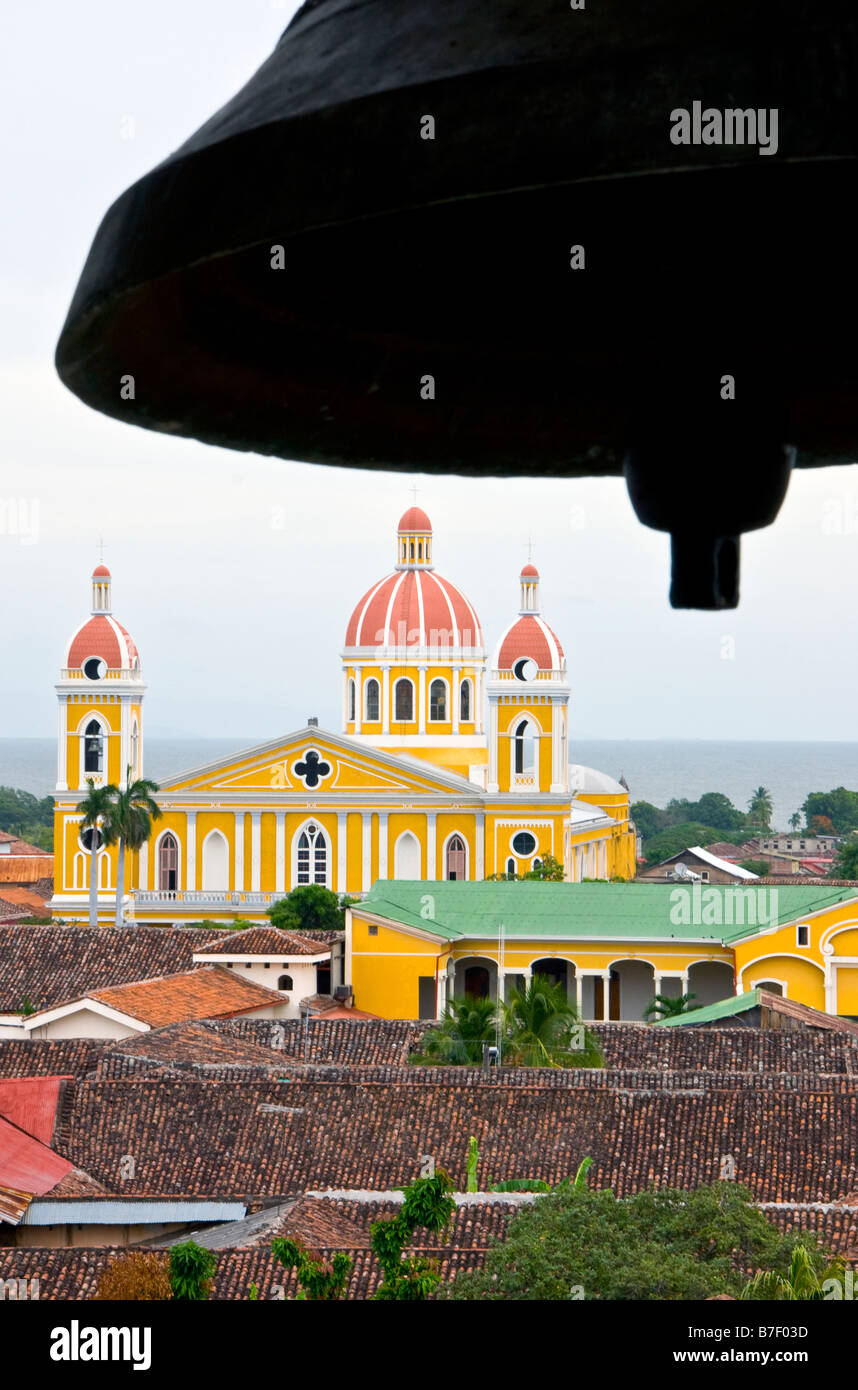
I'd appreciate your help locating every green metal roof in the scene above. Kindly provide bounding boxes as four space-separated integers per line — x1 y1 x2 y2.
654 989 762 1027
361 880 858 944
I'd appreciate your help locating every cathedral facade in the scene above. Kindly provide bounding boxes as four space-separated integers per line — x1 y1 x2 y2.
51 509 636 925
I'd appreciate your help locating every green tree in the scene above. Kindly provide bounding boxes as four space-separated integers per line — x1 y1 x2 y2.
803 788 858 835
106 772 161 926
808 814 835 837
443 1181 825 1301
78 779 118 928
271 1237 352 1300
0 786 55 851
831 838 858 880
630 801 668 841
739 858 770 877
168 1240 217 1301
644 992 698 1021
642 823 728 867
789 812 802 832
692 792 746 831
502 974 602 1068
267 884 351 933
522 854 564 881
741 1243 846 1301
747 787 774 830
371 1169 455 1301
409 996 497 1066
466 1137 479 1193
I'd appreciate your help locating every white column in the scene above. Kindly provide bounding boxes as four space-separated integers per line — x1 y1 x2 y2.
119 699 130 788
601 971 611 1020
234 812 245 891
575 971 583 1016
475 816 485 881
653 972 662 999
488 698 499 791
476 671 485 735
275 812 286 893
451 667 460 734
418 666 427 733
186 812 197 892
337 811 348 892
378 811 389 879
426 812 437 880
361 812 372 892
138 840 149 893
57 696 68 790
353 665 362 733
342 669 348 731
250 811 261 892
382 666 390 734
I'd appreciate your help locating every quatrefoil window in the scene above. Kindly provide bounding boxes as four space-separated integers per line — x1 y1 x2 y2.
294 749 332 788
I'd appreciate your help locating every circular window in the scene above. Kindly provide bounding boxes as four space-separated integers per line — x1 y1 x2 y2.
513 657 538 682
83 657 107 680
79 826 104 853
511 830 537 857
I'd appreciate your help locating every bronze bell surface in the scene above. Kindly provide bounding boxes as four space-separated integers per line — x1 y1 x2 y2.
55 0 858 607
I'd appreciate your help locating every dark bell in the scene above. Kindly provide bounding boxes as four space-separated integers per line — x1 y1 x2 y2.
56 0 858 608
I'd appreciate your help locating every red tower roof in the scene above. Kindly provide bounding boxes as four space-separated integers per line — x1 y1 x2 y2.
345 569 482 649
397 506 432 532
495 614 564 670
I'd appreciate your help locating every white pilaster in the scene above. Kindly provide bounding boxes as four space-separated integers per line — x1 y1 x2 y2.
138 840 149 893
476 670 485 735
250 811 261 892
119 699 130 788
353 665 362 733
575 971 583 1017
488 698 499 791
426 812 437 880
57 696 68 791
382 665 390 734
337 811 348 892
378 811 389 879
418 666 427 734
186 812 197 892
451 666 460 734
275 811 286 893
234 812 245 892
475 816 485 881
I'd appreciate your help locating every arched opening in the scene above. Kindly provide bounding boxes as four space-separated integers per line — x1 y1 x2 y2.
158 833 178 892
531 958 574 1004
505 857 516 878
394 830 421 879
513 718 537 777
202 830 229 893
365 678 380 721
755 979 784 997
84 719 104 773
429 678 447 721
348 678 356 722
394 678 414 722
460 678 471 722
277 974 294 991
296 823 328 885
687 961 735 1007
608 959 657 1021
445 834 467 881
457 956 498 1002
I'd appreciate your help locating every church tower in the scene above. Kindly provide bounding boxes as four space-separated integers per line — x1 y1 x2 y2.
56 564 145 793
341 508 488 777
487 563 570 795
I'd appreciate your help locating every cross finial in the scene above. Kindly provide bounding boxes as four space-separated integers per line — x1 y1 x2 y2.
98 536 106 563
409 485 420 506
526 535 534 562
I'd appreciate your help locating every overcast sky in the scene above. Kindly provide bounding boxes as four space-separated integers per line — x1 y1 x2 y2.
2 1 857 743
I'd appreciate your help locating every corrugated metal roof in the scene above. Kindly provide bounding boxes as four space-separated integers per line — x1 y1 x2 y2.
0 1076 65 1144
0 1184 33 1225
22 1199 246 1226
0 1116 73 1209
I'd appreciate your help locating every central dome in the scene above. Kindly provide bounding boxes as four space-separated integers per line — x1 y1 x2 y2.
344 510 483 652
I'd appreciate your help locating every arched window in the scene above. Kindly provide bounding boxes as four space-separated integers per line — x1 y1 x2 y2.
460 679 471 722
513 719 537 775
506 857 516 878
202 830 229 893
277 974 294 991
429 678 447 721
158 833 178 891
297 823 328 885
365 678 380 721
394 678 414 722
394 831 421 879
84 719 103 773
348 678 356 722
446 834 467 881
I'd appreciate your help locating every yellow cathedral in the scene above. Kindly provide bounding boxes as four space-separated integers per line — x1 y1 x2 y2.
51 508 637 925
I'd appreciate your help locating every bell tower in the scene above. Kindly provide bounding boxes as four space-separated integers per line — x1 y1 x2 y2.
488 563 570 795
57 564 145 793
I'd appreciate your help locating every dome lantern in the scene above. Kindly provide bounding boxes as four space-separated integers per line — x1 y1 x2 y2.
396 506 433 570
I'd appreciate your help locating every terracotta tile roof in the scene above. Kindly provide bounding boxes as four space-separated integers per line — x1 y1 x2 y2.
213 1018 424 1066
0 831 51 857
195 927 331 958
93 1021 302 1079
0 925 204 1012
84 966 287 1028
0 1041 101 1079
0 886 54 918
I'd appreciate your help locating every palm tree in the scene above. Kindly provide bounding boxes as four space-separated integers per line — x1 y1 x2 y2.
644 992 699 1021
789 812 802 832
410 996 497 1065
502 974 602 1068
107 772 162 926
741 1244 844 1301
747 786 773 830
78 779 118 928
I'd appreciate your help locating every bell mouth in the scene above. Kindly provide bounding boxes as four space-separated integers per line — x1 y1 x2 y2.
56 158 858 473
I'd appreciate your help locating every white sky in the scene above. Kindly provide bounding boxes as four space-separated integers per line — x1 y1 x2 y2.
2 1 857 741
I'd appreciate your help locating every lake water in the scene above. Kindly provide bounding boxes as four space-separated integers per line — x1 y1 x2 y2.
3 737 858 832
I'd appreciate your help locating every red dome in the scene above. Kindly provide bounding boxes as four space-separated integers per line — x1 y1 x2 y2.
520 563 539 577
397 506 432 533
65 615 139 671
495 614 564 670
92 563 111 578
345 569 482 650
